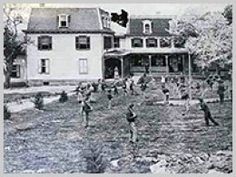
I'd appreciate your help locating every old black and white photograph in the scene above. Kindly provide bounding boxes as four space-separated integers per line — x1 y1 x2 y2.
3 2 233 174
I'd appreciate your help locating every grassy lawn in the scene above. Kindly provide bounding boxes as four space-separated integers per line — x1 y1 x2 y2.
4 84 232 173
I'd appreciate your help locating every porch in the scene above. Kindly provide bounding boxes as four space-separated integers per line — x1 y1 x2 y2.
103 49 197 79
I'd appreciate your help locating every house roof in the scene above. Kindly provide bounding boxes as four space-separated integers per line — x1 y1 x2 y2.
24 8 114 34
127 16 172 36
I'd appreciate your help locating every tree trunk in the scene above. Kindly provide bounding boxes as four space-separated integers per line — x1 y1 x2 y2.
4 70 11 89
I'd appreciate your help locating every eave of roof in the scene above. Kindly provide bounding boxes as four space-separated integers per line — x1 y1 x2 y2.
23 29 115 34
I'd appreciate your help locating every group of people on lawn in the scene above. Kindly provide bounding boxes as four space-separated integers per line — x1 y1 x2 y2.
75 71 229 143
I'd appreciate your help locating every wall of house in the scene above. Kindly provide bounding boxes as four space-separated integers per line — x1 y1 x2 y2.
27 33 104 85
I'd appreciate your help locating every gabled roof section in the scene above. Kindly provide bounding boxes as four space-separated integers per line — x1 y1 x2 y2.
127 15 174 36
24 8 114 34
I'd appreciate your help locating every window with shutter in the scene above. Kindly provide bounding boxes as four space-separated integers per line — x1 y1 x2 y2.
75 36 90 50
38 36 52 50
11 64 20 78
39 59 50 74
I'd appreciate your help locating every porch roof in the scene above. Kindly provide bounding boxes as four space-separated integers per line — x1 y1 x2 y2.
129 48 189 54
104 49 131 58
104 48 189 58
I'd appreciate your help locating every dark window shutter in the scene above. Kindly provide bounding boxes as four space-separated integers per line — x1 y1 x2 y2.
68 15 71 23
146 39 149 47
87 37 90 49
75 37 78 49
57 16 59 27
49 36 52 49
38 36 41 50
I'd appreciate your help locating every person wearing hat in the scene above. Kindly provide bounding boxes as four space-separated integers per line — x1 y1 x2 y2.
198 98 219 126
126 104 138 143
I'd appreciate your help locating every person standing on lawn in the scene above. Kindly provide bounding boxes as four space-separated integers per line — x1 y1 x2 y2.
81 96 93 128
129 79 135 95
77 88 84 115
101 79 106 93
181 90 190 116
126 104 138 143
217 80 225 104
107 89 113 109
162 86 170 104
122 78 128 95
114 66 120 80
198 98 219 126
161 75 166 88
114 84 119 95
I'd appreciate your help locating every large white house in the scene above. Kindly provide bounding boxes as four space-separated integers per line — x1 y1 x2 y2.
20 7 196 86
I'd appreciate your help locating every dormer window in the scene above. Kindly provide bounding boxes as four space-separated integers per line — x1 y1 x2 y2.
58 14 70 28
102 15 111 29
142 20 152 34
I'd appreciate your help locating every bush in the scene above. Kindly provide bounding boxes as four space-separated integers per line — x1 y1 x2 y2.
4 105 11 120
59 91 68 103
83 143 107 173
33 93 44 110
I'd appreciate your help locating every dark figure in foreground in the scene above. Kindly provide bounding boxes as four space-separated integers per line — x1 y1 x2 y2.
112 83 119 95
129 79 135 95
107 89 113 109
82 97 93 128
126 104 138 143
217 80 225 104
122 79 128 95
198 98 219 126
162 86 170 104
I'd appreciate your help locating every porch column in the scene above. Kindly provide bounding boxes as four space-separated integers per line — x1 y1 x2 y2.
157 38 161 48
121 56 124 78
165 55 169 73
182 54 185 74
188 52 192 100
149 55 152 75
171 37 175 48
102 55 105 79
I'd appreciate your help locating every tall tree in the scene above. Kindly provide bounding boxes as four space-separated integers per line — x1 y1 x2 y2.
111 9 128 27
3 4 31 88
169 9 232 72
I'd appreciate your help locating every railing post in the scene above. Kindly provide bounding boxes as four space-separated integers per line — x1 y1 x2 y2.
121 56 124 78
149 55 152 75
165 55 169 74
